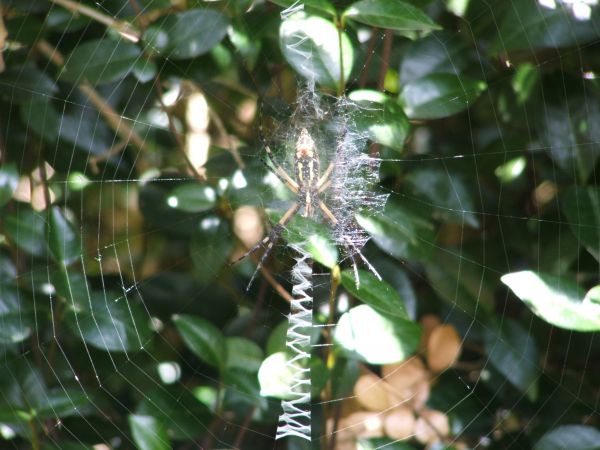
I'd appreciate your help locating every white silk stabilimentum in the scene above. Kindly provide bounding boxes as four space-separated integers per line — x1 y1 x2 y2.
275 244 313 441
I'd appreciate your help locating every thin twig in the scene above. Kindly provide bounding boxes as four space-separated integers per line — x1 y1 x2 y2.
36 40 152 163
377 29 393 91
359 28 379 88
49 0 140 42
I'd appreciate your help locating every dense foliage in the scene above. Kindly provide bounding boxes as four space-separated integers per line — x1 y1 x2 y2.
0 0 599 449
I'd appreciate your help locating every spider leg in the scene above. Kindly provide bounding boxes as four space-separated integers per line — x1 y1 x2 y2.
317 162 333 191
231 202 300 290
318 201 382 288
265 144 299 194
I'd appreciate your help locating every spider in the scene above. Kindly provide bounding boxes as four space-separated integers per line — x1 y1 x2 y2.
232 126 381 288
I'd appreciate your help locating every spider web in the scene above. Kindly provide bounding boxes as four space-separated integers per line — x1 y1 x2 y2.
0 1 599 450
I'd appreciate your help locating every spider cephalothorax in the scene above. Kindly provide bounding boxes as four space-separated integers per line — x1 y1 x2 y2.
294 128 320 218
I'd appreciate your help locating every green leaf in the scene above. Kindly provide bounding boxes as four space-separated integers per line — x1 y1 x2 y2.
357 438 415 450
538 95 600 182
501 271 600 332
0 283 33 344
36 388 90 420
400 74 486 120
0 64 57 103
562 187 600 261
341 269 409 319
400 31 471 84
493 0 600 53
334 304 420 364
0 162 19 207
484 319 539 401
60 38 141 85
406 168 479 228
4 208 46 256
173 314 226 369
280 13 354 89
64 289 153 352
266 320 288 355
344 0 441 31
348 90 409 151
136 387 211 440
190 215 233 284
425 249 495 317
20 99 61 142
534 425 600 450
0 358 46 422
128 415 171 450
143 9 228 60
225 337 264 373
168 184 216 213
269 0 336 16
46 207 82 265
357 199 435 262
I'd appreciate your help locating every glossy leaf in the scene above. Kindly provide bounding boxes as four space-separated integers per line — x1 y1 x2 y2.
534 425 600 450
406 168 479 228
0 162 19 207
47 207 81 265
129 415 171 450
225 337 264 373
357 199 435 262
173 314 226 369
168 184 216 213
143 9 228 60
36 388 90 420
341 269 409 319
64 290 153 352
190 215 233 284
502 271 600 331
348 89 409 151
562 187 600 261
60 38 141 85
280 13 354 89
484 319 539 401
0 64 57 103
334 304 421 364
344 0 441 31
400 74 486 120
0 283 32 344
4 208 46 256
493 0 600 53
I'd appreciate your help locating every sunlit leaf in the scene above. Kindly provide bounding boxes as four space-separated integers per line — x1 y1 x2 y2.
225 337 263 373
502 271 600 331
334 304 420 364
348 89 409 151
280 13 354 89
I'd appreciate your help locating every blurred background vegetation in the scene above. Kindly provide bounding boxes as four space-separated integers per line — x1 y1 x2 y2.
0 0 599 449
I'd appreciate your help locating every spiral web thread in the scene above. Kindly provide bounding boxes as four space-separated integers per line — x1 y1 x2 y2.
275 243 313 441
